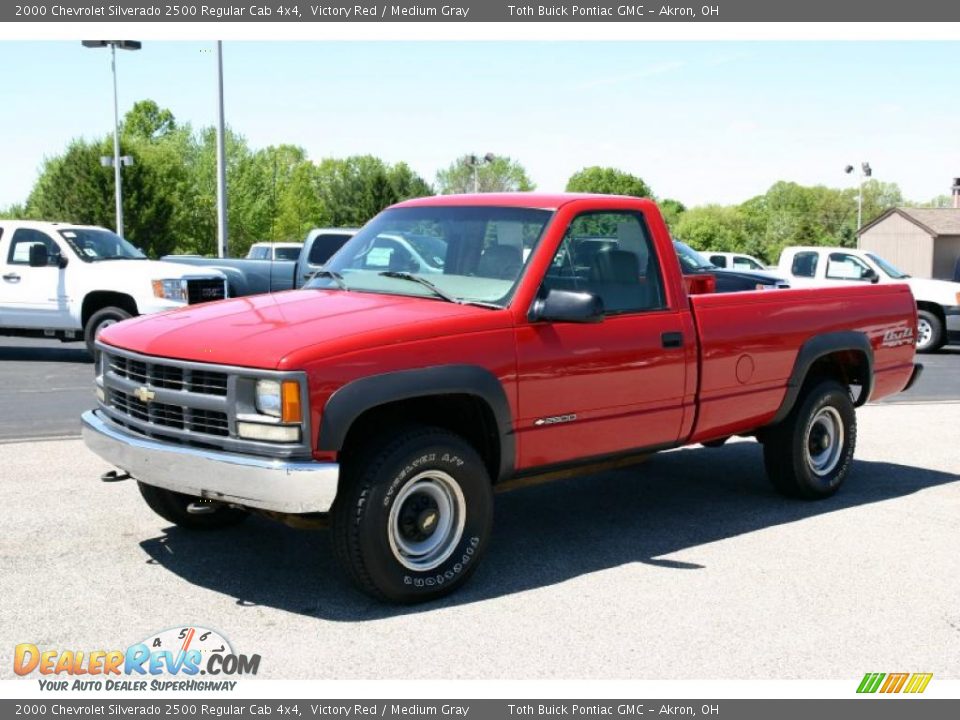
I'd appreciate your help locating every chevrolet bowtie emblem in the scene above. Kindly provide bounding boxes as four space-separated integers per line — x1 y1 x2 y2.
134 386 156 403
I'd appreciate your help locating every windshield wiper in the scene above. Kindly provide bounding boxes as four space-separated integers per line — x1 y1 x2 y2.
378 271 460 303
378 271 502 310
309 269 349 291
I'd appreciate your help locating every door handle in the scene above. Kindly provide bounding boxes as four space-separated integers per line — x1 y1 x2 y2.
661 331 683 349
2 273 20 282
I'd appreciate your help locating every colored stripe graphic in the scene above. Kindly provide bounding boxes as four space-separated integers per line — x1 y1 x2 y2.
857 673 885 693
904 673 933 694
880 673 909 693
857 672 932 694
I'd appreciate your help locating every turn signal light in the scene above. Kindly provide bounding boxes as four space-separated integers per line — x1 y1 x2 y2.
281 380 302 423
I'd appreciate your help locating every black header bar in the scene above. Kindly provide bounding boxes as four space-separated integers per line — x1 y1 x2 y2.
6 0 960 22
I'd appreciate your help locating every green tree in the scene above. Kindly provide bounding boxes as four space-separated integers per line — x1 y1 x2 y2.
316 155 432 227
436 154 534 194
658 198 686 229
565 166 653 198
674 205 752 256
123 99 177 142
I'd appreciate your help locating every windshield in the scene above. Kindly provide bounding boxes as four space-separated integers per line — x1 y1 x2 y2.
866 252 909 279
59 228 146 262
673 240 716 271
306 206 554 306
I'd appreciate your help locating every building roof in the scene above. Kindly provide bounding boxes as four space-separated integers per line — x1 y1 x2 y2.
858 207 960 237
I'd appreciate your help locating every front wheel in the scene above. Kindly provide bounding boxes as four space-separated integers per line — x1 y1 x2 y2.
915 309 945 354
138 482 249 530
332 427 494 603
763 379 857 499
84 306 132 355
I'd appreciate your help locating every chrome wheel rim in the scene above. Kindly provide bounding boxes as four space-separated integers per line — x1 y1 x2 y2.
805 407 844 477
916 318 933 349
96 318 119 336
387 470 466 572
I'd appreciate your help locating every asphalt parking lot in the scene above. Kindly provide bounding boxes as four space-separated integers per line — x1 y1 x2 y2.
1 336 958 442
0 337 958 680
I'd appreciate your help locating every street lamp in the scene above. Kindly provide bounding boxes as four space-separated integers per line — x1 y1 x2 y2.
467 153 495 193
844 161 872 231
82 40 142 238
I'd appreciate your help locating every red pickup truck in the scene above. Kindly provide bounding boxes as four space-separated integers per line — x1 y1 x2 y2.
82 194 921 602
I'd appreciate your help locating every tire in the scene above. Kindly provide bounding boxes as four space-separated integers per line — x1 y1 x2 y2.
332 426 494 603
84 306 133 355
137 482 249 530
915 309 945 354
763 379 857 500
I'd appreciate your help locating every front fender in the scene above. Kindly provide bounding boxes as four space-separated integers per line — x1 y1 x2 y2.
317 365 515 481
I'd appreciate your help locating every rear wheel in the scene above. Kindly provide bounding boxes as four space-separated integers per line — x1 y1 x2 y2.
332 426 494 603
763 379 857 499
137 482 249 530
84 306 132 355
915 309 944 353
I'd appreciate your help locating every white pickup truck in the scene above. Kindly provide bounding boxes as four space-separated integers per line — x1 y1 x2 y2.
0 221 227 355
778 245 960 353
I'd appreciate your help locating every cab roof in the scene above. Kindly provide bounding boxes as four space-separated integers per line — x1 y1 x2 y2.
391 192 658 211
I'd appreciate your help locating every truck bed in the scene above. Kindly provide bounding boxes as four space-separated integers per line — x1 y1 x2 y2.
688 283 917 442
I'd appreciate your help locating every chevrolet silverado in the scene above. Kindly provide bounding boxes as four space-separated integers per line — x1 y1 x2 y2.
82 194 921 602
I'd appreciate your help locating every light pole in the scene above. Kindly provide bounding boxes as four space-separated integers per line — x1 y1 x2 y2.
215 41 229 258
467 153 495 193
844 161 872 231
82 40 141 238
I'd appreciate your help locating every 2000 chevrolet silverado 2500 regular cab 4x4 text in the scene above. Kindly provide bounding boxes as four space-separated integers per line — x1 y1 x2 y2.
82 194 921 602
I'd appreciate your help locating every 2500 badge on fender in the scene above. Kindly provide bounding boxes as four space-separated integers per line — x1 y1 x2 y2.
82 193 921 602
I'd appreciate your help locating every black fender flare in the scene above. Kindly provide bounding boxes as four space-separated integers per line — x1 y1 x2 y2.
770 331 874 425
318 365 515 481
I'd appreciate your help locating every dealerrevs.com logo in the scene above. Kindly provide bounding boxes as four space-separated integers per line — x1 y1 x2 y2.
14 626 260 692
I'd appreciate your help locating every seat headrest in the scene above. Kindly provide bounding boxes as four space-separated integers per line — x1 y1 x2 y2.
590 249 640 284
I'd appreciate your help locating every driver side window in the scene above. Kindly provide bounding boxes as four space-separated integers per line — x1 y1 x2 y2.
7 229 61 266
541 212 666 315
826 253 872 280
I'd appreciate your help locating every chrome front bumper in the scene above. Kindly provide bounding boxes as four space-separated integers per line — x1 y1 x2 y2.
81 410 339 514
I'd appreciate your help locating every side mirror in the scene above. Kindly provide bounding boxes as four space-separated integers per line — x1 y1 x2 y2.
864 268 879 284
530 288 604 324
57 254 68 269
28 244 49 268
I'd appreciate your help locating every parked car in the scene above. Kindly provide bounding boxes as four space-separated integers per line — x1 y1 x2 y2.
706 251 770 272
0 221 226 354
246 242 304 261
83 194 920 603
674 240 790 291
778 246 960 352
164 228 357 297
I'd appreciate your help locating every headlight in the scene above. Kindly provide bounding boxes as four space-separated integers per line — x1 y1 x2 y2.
242 379 304 443
255 379 303 423
255 380 282 417
152 279 188 302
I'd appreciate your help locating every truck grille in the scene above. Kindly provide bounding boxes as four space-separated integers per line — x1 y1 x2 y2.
109 355 228 396
96 346 311 460
186 278 226 304
108 389 229 436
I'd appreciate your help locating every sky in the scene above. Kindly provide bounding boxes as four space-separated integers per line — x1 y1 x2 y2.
0 40 957 209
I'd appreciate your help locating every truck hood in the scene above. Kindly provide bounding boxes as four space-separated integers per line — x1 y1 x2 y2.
98 289 507 369
85 259 226 281
903 276 960 305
